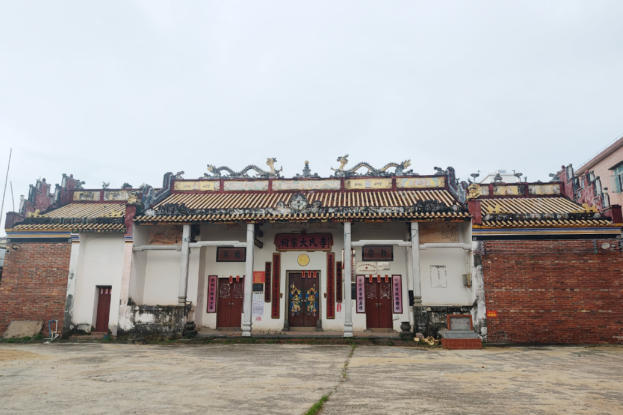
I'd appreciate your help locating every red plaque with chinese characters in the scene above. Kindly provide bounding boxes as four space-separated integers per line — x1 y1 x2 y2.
274 233 333 251
217 247 246 262
362 245 393 261
326 252 335 319
207 275 217 313
271 253 281 319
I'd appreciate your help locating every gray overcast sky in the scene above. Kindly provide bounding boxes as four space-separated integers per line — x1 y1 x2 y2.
1 1 622 230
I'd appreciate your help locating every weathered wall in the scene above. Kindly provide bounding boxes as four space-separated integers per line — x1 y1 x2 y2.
581 144 623 207
0 242 71 336
71 234 124 332
481 239 623 344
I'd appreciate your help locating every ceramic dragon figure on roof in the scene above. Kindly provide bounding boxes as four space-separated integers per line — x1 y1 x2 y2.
205 158 283 178
331 154 416 177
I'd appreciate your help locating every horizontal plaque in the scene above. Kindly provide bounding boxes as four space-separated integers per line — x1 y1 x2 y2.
419 222 459 244
345 178 392 190
174 181 220 191
273 179 340 191
73 191 100 201
274 233 333 251
362 245 393 261
224 180 269 191
216 247 246 262
355 262 377 274
252 283 264 292
447 314 472 331
396 177 444 189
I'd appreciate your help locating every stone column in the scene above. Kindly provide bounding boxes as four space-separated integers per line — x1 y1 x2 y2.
242 223 255 337
62 233 80 334
343 222 353 338
410 222 421 305
177 224 191 306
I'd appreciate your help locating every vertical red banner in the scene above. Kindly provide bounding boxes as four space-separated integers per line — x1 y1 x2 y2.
392 275 402 314
264 262 272 303
207 275 217 313
335 261 343 303
271 253 281 319
327 252 335 319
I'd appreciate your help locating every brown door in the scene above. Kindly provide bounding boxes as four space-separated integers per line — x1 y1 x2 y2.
288 273 319 328
95 286 111 332
217 278 244 328
365 280 393 329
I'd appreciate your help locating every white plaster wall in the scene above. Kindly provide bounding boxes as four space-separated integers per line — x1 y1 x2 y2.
72 234 125 331
129 225 149 304
141 248 200 306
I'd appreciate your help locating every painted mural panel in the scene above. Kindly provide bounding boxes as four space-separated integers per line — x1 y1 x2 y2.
345 178 392 190
73 191 100 201
174 181 220 191
396 177 444 189
149 225 183 245
529 184 561 195
493 185 521 196
419 222 459 243
272 179 340 191
223 180 269 191
103 190 130 201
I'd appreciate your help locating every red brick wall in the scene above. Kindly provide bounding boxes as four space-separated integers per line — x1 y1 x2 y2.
482 239 623 344
0 243 71 337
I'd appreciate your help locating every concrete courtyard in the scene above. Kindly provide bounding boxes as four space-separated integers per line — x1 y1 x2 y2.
0 343 622 415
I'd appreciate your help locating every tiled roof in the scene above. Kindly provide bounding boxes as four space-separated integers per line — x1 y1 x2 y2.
479 197 583 215
42 203 126 218
135 189 469 223
477 197 616 229
12 223 126 233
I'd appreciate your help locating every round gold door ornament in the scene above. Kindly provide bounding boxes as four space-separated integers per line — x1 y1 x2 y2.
297 254 310 267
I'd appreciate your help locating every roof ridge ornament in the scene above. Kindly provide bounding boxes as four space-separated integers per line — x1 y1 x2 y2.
295 161 320 178
205 158 283 179
331 154 416 177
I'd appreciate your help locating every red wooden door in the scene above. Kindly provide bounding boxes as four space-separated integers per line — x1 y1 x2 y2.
365 280 392 329
217 278 244 328
288 273 319 327
95 286 111 332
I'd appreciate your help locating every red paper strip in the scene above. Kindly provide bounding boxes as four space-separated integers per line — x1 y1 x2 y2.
229 276 233 284
326 252 335 319
207 275 217 313
271 253 281 319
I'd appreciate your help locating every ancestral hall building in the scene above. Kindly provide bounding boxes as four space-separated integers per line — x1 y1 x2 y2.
1 158 621 344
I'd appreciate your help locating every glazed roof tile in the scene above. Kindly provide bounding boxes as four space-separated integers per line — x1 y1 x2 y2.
42 203 126 218
12 223 126 233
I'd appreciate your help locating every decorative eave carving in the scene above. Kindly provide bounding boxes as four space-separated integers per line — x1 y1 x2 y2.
483 211 606 223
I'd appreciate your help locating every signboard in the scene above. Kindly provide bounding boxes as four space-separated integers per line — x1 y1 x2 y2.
274 233 333 251
206 275 217 313
217 247 246 262
362 246 393 261
420 223 459 244
336 303 341 312
377 262 390 270
253 271 265 284
252 283 263 292
356 262 377 274
252 293 264 321
448 315 473 331
326 252 335 319
392 275 402 314
356 275 366 313
486 310 497 318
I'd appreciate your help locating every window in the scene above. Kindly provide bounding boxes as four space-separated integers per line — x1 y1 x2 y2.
611 165 623 194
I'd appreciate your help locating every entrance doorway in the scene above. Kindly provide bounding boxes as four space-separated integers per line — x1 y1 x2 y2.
95 286 112 333
287 272 319 328
365 280 393 330
217 278 244 328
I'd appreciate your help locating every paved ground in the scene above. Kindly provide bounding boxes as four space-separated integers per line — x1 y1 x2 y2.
1 343 622 415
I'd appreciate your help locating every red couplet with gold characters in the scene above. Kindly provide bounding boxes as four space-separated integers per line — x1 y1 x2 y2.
271 253 281 319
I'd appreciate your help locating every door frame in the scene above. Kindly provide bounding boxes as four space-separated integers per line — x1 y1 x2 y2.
94 285 112 333
284 270 321 330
